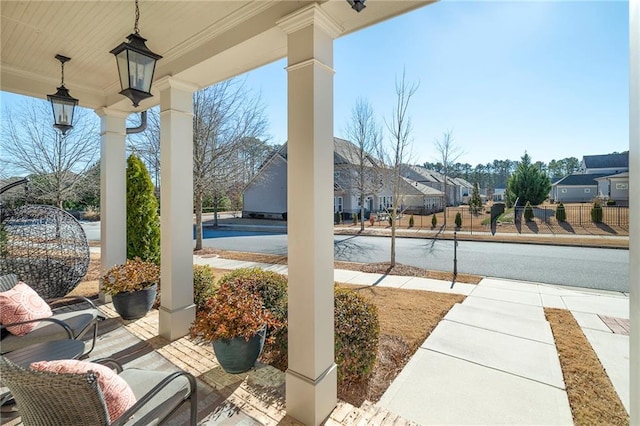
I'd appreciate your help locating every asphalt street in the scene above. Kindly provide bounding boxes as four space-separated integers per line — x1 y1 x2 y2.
81 222 629 292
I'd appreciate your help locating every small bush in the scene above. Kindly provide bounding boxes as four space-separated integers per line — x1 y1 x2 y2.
591 200 603 223
606 199 616 206
431 214 437 229
334 287 380 384
369 215 375 226
217 268 288 326
408 215 415 228
524 201 534 222
217 268 288 354
555 202 566 223
334 212 342 224
353 212 358 225
454 212 462 228
193 264 216 311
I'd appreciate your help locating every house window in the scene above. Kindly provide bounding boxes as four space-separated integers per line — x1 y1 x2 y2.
616 183 628 190
379 196 392 210
584 188 591 193
334 197 343 213
561 189 568 193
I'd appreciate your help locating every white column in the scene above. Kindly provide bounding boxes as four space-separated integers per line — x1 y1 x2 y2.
629 1 639 423
278 5 342 425
95 108 128 302
156 77 198 341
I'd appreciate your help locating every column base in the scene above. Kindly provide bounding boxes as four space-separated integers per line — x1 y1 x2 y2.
159 304 196 341
286 363 337 426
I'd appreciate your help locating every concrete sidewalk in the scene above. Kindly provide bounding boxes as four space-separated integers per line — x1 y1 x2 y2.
194 254 630 425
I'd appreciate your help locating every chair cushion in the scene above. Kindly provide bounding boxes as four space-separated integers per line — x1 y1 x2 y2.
0 308 98 354
30 359 136 422
0 282 53 335
0 274 18 292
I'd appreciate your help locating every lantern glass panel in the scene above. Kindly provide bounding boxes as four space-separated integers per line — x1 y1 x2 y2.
115 50 129 91
128 50 156 92
51 99 75 126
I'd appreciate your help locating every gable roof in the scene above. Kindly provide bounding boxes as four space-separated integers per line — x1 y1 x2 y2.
403 178 446 197
554 173 609 186
333 138 379 166
582 153 628 169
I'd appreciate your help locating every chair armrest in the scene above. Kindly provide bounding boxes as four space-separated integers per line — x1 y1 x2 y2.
92 358 123 373
0 317 74 339
47 295 98 310
110 371 197 426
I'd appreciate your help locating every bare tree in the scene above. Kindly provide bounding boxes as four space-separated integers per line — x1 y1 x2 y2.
433 129 463 226
384 71 418 267
128 108 161 196
1 99 99 208
343 98 383 231
192 77 269 250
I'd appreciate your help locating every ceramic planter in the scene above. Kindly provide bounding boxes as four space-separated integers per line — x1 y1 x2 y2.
212 326 266 374
112 283 157 320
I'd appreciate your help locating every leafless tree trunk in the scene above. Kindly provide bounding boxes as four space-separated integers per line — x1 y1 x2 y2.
1 99 99 208
384 71 418 267
344 98 382 232
128 108 161 196
192 78 269 250
434 130 463 227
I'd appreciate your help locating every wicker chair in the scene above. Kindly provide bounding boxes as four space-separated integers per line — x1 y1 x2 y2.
0 357 198 426
0 273 103 356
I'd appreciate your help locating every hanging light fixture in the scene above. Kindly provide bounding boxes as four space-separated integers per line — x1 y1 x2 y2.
47 54 78 134
347 0 366 12
110 0 162 107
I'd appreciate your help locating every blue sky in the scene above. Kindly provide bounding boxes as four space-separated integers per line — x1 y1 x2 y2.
2 1 628 168
243 0 629 166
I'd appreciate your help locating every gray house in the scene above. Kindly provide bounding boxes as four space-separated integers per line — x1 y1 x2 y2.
551 152 629 204
579 152 629 175
243 139 445 219
400 164 470 206
551 173 609 203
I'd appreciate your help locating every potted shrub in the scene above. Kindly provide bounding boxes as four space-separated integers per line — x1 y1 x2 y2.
101 258 160 320
189 282 283 374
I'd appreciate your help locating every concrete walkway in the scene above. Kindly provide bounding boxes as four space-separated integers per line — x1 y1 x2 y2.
194 254 630 425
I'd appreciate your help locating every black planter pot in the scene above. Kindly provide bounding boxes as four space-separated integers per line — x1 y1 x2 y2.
212 327 266 374
112 283 157 320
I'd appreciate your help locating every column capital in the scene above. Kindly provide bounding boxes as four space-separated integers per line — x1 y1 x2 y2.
277 3 343 38
155 76 200 94
94 107 130 119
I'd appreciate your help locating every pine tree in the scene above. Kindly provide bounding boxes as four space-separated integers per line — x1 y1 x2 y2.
126 153 161 264
469 182 482 214
506 152 551 206
454 212 462 229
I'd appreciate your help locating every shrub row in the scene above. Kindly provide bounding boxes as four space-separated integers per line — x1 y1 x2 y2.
193 266 379 384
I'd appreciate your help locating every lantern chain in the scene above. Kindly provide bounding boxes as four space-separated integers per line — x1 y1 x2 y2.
60 60 65 86
134 0 140 35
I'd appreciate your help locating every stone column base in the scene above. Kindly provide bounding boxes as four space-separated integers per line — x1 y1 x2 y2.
159 304 196 341
286 363 337 426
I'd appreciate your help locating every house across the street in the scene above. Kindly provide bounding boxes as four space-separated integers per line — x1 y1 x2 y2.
242 138 446 220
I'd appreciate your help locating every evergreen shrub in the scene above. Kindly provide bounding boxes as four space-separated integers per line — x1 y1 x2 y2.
334 287 380 384
524 201 534 222
431 213 437 229
409 215 415 228
126 153 160 263
555 202 566 223
454 212 462 228
591 200 603 223
193 264 217 311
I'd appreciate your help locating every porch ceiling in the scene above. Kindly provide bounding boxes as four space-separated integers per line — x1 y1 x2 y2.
1 0 434 112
